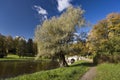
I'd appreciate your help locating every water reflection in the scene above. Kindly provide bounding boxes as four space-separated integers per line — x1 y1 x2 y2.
0 60 59 79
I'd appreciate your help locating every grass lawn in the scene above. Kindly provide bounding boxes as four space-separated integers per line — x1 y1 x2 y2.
7 61 91 80
0 54 35 61
94 63 120 80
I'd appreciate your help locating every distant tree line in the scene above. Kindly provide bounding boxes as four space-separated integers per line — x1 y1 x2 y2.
0 34 37 58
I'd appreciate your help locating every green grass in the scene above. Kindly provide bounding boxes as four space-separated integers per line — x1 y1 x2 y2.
94 63 120 80
7 54 20 58
7 61 90 80
0 54 35 61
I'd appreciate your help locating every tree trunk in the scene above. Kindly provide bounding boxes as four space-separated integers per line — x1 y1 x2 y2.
59 53 69 67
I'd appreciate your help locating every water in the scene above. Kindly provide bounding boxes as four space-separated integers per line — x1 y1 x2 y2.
0 60 59 79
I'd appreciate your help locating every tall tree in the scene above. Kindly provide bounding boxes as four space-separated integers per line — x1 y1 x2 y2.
16 38 27 57
13 37 19 54
26 38 34 56
0 34 6 58
87 19 108 54
35 6 85 67
5 36 14 54
87 13 120 63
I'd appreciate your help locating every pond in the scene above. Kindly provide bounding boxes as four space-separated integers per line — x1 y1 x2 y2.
0 60 59 79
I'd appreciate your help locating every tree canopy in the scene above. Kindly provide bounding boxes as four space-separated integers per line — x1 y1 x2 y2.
35 6 85 67
87 13 120 63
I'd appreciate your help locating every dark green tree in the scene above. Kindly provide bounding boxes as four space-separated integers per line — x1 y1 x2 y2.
0 34 7 58
26 38 34 56
16 38 27 57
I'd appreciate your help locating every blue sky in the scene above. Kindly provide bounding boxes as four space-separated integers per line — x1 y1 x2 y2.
0 0 120 39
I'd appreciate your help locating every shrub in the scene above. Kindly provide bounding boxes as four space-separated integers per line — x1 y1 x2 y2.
93 53 120 64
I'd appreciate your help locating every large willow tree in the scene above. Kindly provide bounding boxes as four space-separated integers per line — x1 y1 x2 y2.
35 6 85 67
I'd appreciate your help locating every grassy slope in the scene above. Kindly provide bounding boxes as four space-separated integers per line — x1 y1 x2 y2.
94 63 120 80
8 61 90 80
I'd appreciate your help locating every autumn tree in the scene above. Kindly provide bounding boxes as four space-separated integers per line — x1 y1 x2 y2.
87 13 120 63
70 41 86 56
35 6 85 67
5 36 14 54
70 32 88 56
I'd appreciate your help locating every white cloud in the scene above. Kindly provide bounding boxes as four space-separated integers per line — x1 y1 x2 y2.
34 5 48 15
41 15 48 21
34 5 48 21
43 15 47 20
57 0 72 12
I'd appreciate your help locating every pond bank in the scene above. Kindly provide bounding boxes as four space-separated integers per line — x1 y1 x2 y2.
7 61 90 80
